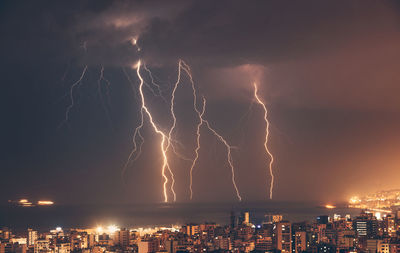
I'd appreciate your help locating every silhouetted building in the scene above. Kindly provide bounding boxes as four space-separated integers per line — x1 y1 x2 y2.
317 216 329 225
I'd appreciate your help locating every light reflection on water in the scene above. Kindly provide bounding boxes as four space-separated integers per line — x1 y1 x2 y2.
0 201 360 232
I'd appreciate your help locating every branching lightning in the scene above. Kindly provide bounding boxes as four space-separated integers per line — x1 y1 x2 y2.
180 61 242 201
59 65 88 128
123 59 242 202
126 60 175 202
63 38 258 203
62 38 248 202
253 82 275 199
188 97 205 200
143 63 166 102
203 106 242 202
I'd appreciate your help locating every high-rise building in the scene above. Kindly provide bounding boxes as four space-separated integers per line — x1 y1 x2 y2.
294 231 306 253
353 213 378 238
114 228 130 247
239 212 250 225
275 221 292 253
317 216 329 225
181 224 199 236
1 227 10 240
27 229 38 247
383 214 396 237
244 212 250 224
165 240 178 253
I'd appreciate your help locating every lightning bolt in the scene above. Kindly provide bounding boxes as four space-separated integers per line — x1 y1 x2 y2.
188 96 205 200
180 61 242 201
129 60 174 202
59 65 88 128
143 63 166 102
203 103 242 202
97 66 113 128
121 103 144 188
253 82 274 200
123 58 242 202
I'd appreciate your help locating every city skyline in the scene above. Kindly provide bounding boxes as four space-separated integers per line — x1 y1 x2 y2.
2 209 400 252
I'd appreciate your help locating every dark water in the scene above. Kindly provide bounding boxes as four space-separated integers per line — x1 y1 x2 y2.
0 201 360 233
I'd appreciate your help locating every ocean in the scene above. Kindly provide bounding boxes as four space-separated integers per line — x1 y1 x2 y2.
0 201 360 233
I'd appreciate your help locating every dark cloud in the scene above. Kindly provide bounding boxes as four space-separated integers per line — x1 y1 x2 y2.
140 1 400 65
1 0 400 205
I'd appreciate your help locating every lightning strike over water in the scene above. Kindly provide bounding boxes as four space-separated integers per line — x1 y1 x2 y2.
253 82 275 200
60 36 251 203
180 61 242 201
59 65 88 128
161 61 185 202
121 103 145 188
203 110 242 202
133 60 174 203
189 97 205 200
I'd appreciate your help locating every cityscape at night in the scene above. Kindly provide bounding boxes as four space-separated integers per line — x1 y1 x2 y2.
2 0 400 252
2 207 400 252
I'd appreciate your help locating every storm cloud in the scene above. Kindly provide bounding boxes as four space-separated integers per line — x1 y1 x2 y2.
1 0 400 204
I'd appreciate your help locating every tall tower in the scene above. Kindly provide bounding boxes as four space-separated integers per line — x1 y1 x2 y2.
239 211 250 225
244 212 250 224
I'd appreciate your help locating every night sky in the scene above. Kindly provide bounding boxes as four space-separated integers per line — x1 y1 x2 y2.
2 0 400 205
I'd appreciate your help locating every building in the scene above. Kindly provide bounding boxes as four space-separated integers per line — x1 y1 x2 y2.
366 239 381 253
317 216 329 225
294 231 306 253
239 212 250 225
114 228 130 247
181 224 199 236
27 229 38 247
54 243 70 253
264 214 283 224
34 239 51 253
255 237 273 251
138 239 159 253
275 221 292 252
353 213 378 238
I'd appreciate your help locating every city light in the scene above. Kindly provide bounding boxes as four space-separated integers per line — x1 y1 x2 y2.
37 200 54 205
349 190 400 210
96 226 104 234
4 209 391 252
107 225 119 234
349 196 361 204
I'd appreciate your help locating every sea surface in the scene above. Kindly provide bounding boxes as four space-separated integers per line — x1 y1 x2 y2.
0 201 360 233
